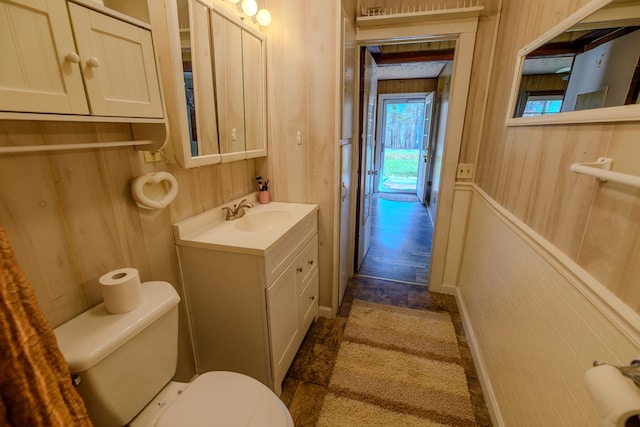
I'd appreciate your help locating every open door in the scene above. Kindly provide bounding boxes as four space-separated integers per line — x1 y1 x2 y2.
428 64 452 220
356 49 377 269
338 143 352 306
416 93 434 204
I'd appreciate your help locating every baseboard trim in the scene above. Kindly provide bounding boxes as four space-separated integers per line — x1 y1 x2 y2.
318 305 332 319
439 283 457 295
455 288 505 427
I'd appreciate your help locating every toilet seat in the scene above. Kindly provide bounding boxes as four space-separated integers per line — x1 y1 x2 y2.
155 371 294 427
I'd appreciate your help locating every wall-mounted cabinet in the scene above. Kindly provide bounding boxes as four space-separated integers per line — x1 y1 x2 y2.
0 0 167 152
1 0 162 118
151 0 267 168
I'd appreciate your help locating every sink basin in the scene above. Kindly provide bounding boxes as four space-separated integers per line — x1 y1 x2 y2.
235 210 293 232
173 198 318 254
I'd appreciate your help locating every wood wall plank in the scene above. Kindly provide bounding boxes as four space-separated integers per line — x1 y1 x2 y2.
377 78 438 94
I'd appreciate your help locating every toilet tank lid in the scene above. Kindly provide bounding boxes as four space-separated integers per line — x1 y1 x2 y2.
54 281 180 372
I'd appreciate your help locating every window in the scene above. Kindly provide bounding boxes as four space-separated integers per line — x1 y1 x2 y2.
522 94 563 117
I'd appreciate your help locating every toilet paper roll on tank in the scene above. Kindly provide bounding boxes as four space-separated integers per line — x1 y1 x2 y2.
585 363 640 427
99 268 143 314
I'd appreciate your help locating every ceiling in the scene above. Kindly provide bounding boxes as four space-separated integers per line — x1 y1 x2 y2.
368 41 455 80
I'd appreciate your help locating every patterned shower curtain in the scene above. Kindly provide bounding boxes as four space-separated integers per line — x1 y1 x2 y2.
0 226 93 426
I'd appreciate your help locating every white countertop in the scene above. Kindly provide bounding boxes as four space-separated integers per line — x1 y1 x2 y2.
173 195 318 255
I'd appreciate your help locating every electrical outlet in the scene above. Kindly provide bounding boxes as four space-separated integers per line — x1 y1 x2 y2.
457 163 474 179
143 151 162 163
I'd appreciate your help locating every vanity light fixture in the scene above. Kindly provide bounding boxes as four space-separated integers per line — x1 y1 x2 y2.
254 8 271 26
241 0 258 17
225 0 270 26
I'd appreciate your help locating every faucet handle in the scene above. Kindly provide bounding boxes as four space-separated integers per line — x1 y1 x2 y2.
221 206 234 220
238 199 254 208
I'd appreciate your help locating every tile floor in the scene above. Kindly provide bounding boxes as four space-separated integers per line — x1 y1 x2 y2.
280 275 493 426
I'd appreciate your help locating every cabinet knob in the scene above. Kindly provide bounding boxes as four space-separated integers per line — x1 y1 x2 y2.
297 267 303 273
308 260 314 266
87 57 101 68
65 52 80 64
310 295 316 301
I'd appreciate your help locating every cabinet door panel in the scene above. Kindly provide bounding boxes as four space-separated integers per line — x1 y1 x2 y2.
266 265 298 386
189 0 219 156
0 0 88 114
212 10 245 158
242 30 265 156
68 3 163 118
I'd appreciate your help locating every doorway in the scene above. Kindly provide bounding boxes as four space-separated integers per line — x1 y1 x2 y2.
358 90 436 285
376 93 434 201
355 43 450 285
335 9 480 310
354 12 477 298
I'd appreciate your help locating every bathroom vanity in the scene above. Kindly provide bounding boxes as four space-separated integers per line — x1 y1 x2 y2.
173 197 319 395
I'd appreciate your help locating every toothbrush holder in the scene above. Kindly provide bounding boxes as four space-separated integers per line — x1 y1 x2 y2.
259 190 271 204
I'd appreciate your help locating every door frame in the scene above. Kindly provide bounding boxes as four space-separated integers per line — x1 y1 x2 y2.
353 15 480 294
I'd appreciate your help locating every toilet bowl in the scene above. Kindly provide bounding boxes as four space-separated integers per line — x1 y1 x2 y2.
139 372 294 426
54 281 293 426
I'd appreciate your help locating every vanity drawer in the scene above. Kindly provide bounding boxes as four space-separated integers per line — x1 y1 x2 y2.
265 214 317 285
298 268 319 329
295 235 318 291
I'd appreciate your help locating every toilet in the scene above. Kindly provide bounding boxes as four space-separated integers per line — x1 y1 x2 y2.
53 281 294 427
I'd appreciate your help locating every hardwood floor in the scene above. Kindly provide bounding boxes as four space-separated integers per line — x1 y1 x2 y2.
357 193 433 285
280 275 492 426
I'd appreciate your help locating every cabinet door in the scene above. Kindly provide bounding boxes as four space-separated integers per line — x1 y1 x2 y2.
211 10 246 160
0 0 88 114
68 3 163 118
187 0 219 156
242 29 266 158
266 264 298 389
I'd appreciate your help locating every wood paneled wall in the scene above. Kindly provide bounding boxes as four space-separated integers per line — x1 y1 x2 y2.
0 0 342 385
475 0 640 314
0 120 257 381
377 78 438 94
261 0 340 310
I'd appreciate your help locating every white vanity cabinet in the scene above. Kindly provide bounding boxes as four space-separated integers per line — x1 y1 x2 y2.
174 201 319 395
267 235 319 391
0 0 162 118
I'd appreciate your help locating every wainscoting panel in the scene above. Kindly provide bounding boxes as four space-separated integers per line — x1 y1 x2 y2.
457 188 640 426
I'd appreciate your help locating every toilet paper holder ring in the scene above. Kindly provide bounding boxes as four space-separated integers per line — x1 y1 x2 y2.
594 360 640 388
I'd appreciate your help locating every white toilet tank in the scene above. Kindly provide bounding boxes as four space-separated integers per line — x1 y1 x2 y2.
54 281 181 427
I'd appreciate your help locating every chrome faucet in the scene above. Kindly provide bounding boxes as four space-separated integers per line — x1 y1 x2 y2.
221 199 254 220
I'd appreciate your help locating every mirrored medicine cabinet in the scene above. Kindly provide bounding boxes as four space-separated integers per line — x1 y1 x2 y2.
150 0 267 167
506 0 640 126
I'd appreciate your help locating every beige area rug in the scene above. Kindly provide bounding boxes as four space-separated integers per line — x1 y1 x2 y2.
317 300 476 426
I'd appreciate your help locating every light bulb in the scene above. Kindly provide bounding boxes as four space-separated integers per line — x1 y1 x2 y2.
255 8 271 26
241 0 258 16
